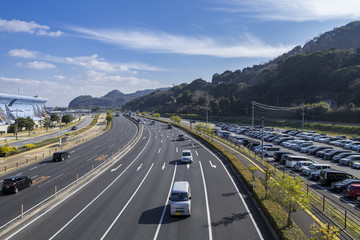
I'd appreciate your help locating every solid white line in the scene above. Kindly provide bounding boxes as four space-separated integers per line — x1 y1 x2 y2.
153 163 177 240
199 161 213 240
182 131 264 240
87 155 98 162
100 164 154 240
108 144 115 149
45 134 152 240
29 167 38 171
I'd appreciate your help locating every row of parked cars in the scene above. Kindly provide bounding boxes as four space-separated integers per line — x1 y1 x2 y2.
214 125 360 202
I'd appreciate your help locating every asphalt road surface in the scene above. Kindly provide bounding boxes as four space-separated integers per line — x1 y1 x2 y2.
2 120 274 240
0 115 137 231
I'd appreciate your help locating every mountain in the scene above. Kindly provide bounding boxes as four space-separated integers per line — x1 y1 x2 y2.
212 21 360 85
122 21 360 118
68 88 168 109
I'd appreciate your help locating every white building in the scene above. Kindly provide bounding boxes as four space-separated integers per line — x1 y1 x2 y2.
0 93 48 132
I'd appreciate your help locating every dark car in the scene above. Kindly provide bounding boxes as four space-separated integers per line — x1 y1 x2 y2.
53 151 70 162
177 134 185 141
324 150 351 160
319 169 356 185
2 176 32 194
167 124 172 129
71 126 78 130
274 151 293 162
331 178 360 192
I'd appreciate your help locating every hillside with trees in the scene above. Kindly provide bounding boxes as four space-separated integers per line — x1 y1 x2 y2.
123 21 360 123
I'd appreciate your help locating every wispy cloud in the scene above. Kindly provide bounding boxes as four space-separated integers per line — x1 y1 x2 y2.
69 26 292 58
0 18 62 36
210 0 360 21
53 75 66 80
16 61 56 69
8 49 39 58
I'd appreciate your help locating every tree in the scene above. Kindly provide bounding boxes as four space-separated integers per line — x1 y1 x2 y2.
43 117 51 131
106 114 113 124
61 115 73 125
152 113 160 118
260 162 275 199
310 223 340 240
24 117 35 135
170 115 181 124
269 174 310 226
50 114 60 123
15 117 26 131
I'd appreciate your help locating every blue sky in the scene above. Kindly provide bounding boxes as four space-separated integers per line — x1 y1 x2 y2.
0 0 359 107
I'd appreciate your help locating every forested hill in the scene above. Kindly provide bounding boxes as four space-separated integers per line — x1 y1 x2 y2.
123 48 360 117
68 88 168 109
212 21 360 85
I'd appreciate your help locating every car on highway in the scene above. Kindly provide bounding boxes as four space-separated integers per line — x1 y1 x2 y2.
345 183 360 201
169 181 191 216
331 179 360 192
53 151 70 162
177 134 185 141
71 126 77 130
2 175 32 194
167 124 172 129
180 150 193 163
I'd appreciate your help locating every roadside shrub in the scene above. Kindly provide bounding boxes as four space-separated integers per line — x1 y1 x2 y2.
23 144 36 149
0 144 18 157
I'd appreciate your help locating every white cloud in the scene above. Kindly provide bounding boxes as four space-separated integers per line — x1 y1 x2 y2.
210 0 360 21
70 26 292 58
54 75 66 80
17 61 56 69
8 49 39 58
0 18 62 37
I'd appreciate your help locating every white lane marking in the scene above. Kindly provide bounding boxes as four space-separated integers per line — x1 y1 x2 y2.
161 134 163 137
143 137 146 139
176 147 178 153
87 155 98 162
155 136 157 139
45 130 151 240
180 129 264 240
30 167 38 171
172 133 174 136
209 161 216 168
187 163 190 169
137 163 143 171
0 180 3 183
195 150 199 156
158 148 161 154
161 140 163 143
199 161 213 240
111 164 122 172
31 175 38 179
162 162 166 171
67 156 79 162
15 172 23 176
70 151 75 153
108 144 115 149
153 163 177 240
101 163 154 240
38 174 64 188
192 144 195 148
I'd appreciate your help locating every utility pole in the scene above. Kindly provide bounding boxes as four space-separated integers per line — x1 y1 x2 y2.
252 101 255 129
261 116 265 161
302 103 305 129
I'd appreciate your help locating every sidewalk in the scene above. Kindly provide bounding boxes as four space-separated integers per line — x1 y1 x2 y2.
0 114 107 176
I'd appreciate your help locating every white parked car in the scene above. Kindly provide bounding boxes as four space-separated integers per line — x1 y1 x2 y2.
302 164 331 176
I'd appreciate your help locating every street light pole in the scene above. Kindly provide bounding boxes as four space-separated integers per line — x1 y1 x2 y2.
252 101 255 129
261 116 264 161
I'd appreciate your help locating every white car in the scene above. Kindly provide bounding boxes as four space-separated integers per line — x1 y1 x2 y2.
181 150 193 163
302 164 331 176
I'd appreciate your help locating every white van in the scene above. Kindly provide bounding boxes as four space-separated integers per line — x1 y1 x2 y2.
169 181 191 216
286 155 310 168
262 147 281 157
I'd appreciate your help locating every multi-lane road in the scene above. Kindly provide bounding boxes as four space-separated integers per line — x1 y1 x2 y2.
1 116 274 239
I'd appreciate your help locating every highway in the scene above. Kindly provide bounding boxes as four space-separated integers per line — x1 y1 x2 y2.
0 115 137 231
2 120 274 239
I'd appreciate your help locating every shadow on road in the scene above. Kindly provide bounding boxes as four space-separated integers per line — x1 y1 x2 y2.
138 205 187 224
211 212 249 227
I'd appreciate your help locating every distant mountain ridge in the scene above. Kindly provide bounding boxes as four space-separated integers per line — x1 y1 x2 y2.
68 88 168 108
